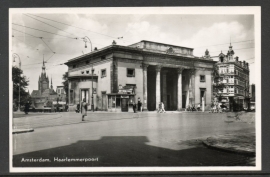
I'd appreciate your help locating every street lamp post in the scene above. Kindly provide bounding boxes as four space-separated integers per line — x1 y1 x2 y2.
13 53 21 112
82 36 94 112
91 66 94 112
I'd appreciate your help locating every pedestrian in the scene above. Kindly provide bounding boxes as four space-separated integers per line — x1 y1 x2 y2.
137 100 142 112
65 104 69 112
76 102 80 113
81 98 88 121
24 101 30 114
161 102 166 113
132 102 137 113
197 103 201 111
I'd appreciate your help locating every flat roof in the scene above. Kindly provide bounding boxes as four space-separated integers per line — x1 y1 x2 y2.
140 40 193 50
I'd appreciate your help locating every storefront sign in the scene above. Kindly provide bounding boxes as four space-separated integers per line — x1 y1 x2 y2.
121 96 129 98
118 85 135 94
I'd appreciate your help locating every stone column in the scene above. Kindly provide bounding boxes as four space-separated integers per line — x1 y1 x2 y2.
211 69 214 103
162 70 168 109
142 64 149 111
68 80 70 106
155 65 162 110
190 69 196 105
177 68 184 111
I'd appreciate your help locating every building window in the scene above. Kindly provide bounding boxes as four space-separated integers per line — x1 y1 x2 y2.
81 89 89 104
86 70 89 74
200 75 205 82
182 76 186 81
73 65 76 68
81 71 84 74
86 61 89 64
101 55 106 60
101 69 107 78
127 68 135 77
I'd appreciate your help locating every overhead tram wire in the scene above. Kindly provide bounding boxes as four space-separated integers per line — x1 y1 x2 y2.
197 46 255 56
23 14 76 37
12 28 39 38
46 53 55 62
12 24 106 47
194 39 254 49
40 38 55 53
12 23 77 39
26 13 135 43
12 35 40 51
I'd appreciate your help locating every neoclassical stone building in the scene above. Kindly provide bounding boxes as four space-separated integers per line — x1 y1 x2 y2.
65 40 215 112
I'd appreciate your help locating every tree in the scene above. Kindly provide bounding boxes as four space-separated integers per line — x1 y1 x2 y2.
62 72 69 103
12 66 30 108
212 65 225 101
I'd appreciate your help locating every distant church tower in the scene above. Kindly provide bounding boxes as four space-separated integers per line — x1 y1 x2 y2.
50 77 53 90
38 56 49 93
227 38 235 61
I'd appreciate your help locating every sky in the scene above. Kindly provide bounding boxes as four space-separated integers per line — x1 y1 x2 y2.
11 13 255 93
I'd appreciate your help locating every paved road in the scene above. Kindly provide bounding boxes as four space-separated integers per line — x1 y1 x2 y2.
12 112 255 167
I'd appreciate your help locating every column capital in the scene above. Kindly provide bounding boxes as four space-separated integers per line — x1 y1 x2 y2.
177 67 184 74
142 64 149 71
189 68 196 75
155 65 162 72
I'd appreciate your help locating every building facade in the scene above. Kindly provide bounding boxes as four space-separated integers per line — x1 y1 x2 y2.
65 40 215 112
215 43 250 111
250 84 255 110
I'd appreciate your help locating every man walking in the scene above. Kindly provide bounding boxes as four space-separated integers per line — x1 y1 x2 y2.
161 102 166 113
81 98 88 121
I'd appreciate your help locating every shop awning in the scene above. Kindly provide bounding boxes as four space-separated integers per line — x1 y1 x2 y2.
107 93 136 96
233 96 245 99
68 75 98 79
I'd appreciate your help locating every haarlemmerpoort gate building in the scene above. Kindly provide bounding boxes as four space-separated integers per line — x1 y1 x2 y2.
65 40 215 112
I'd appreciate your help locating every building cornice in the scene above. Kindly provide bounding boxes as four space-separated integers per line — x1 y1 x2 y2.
65 44 216 66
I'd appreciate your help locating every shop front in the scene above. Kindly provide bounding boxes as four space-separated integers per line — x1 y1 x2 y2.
107 94 136 112
107 85 137 112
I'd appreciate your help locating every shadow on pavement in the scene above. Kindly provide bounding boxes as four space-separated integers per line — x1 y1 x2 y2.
13 136 253 167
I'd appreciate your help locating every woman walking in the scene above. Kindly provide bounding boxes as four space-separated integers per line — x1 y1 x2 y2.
81 98 88 121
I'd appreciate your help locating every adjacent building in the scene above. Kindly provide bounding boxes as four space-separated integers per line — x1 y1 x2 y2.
250 84 255 110
65 40 215 112
215 43 250 111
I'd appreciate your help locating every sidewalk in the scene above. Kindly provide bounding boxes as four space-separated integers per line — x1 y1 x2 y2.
12 128 34 134
202 132 255 157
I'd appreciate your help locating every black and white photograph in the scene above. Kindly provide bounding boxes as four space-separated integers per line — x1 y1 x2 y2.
10 7 261 172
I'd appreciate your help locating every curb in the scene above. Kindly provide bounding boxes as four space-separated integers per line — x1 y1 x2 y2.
12 128 34 134
202 140 255 157
14 114 62 120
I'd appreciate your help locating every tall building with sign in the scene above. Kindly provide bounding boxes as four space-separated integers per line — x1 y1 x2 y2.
65 40 215 112
215 43 250 111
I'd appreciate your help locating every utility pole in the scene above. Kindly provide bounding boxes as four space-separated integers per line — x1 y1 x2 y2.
82 36 94 112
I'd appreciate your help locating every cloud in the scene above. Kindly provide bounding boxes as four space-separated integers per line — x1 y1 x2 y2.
181 21 250 56
124 21 179 44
